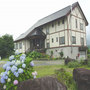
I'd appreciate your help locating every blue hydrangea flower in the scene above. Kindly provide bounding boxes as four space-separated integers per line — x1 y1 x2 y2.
5 75 8 80
14 72 19 77
15 50 20 55
3 64 7 70
20 55 26 61
30 61 34 67
11 65 17 73
7 61 11 66
6 66 11 71
22 64 26 68
18 68 23 74
15 60 21 66
0 77 5 84
9 55 14 61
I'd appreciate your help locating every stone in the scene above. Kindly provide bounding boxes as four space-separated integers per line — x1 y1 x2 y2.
64 57 75 65
17 76 67 90
73 68 90 90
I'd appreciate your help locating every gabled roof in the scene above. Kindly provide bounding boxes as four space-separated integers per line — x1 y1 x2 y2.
14 2 88 42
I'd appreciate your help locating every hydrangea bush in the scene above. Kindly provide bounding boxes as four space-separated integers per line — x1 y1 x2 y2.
0 50 37 90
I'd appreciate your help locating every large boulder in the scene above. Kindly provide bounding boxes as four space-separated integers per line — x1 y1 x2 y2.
73 68 90 90
17 76 67 90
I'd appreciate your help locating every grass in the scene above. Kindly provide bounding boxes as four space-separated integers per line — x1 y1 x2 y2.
1 58 8 61
34 65 73 78
0 68 4 75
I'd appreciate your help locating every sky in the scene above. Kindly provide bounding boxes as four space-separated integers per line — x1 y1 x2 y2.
0 0 90 40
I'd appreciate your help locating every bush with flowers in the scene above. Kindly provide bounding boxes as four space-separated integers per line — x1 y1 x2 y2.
0 50 37 90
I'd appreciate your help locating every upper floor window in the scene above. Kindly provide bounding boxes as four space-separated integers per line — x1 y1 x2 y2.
81 38 84 46
58 21 60 26
72 36 76 44
47 43 50 48
59 36 65 44
19 42 22 49
62 19 64 24
16 43 18 49
52 38 54 43
80 23 83 30
46 27 49 34
76 19 78 28
56 37 58 42
52 23 54 27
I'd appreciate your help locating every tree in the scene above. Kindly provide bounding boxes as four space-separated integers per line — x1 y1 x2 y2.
0 34 14 58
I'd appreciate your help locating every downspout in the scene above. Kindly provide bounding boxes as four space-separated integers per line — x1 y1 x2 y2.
70 5 73 55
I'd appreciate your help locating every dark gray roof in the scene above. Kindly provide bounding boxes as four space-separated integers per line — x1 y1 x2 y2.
15 2 88 42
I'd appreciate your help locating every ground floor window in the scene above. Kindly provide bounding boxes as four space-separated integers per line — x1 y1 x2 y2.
47 43 50 48
59 36 65 44
19 42 22 49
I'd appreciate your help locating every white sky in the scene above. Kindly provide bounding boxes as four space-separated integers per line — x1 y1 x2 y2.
0 0 90 40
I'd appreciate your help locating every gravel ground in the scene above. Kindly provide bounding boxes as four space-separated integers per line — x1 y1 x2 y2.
34 60 64 66
0 60 64 68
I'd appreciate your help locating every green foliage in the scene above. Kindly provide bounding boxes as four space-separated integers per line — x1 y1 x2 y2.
68 61 80 68
59 51 64 58
27 51 50 60
0 34 14 58
55 68 77 90
28 51 42 59
87 54 90 59
87 48 90 54
0 53 35 90
87 61 90 67
50 51 53 58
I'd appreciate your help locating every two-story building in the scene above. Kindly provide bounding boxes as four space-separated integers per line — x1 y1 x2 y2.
14 2 88 59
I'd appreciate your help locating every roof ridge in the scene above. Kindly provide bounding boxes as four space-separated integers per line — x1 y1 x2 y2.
38 5 71 22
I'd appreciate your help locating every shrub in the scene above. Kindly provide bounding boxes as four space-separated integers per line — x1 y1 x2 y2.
87 61 90 67
55 68 77 90
59 51 64 58
87 54 90 59
68 61 80 68
28 51 42 59
0 50 37 90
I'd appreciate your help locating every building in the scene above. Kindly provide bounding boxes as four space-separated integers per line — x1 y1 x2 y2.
14 2 88 59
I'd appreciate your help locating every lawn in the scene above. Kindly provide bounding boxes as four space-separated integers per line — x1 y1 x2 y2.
0 64 90 78
34 65 90 78
34 65 74 78
1 58 8 61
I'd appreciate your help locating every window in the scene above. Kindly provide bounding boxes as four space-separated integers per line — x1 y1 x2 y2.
59 36 65 44
76 19 78 28
80 23 83 30
72 36 76 44
52 23 54 27
56 37 58 42
19 42 22 49
58 21 60 26
81 38 84 46
47 43 50 48
62 19 64 24
46 27 49 34
14 44 16 49
16 43 18 49
52 38 54 43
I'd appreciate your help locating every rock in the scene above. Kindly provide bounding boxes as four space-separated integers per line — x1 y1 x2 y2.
17 76 67 90
73 68 90 90
65 57 75 65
